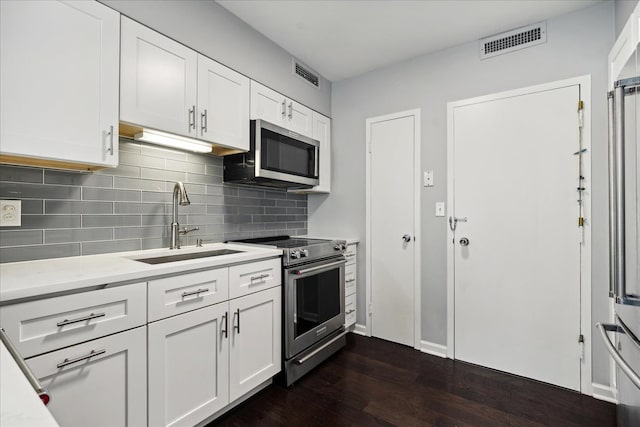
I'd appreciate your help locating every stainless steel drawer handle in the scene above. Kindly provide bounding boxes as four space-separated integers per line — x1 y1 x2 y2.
56 349 106 369
250 273 269 281
201 109 208 134
345 254 355 258
296 330 348 365
181 288 209 298
346 309 355 315
106 125 114 156
346 279 355 283
57 312 105 327
221 312 228 338
234 308 240 334
596 323 640 389
0 328 50 405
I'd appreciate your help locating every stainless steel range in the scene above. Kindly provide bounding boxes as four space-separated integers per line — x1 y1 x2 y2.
232 236 347 386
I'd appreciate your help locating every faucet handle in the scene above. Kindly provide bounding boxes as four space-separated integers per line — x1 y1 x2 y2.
179 226 199 235
196 238 215 247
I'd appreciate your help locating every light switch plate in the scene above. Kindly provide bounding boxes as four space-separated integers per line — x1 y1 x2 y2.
1 200 22 227
423 171 434 187
435 202 445 217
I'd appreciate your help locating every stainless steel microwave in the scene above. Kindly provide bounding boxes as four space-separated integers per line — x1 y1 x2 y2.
223 119 320 189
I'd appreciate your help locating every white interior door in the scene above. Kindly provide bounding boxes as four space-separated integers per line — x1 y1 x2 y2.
451 84 582 391
367 110 419 347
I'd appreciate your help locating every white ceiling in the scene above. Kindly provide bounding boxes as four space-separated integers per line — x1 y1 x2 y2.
217 0 603 82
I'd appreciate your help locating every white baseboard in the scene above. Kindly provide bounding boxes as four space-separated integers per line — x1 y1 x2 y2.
592 383 618 404
352 323 367 336
420 340 447 358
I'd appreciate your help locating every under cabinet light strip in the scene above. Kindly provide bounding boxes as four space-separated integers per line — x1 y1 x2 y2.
134 129 213 153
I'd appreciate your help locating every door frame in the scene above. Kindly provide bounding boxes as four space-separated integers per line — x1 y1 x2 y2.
365 108 422 349
446 75 592 394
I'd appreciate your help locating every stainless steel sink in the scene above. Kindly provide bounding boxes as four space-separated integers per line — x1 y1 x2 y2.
133 249 243 264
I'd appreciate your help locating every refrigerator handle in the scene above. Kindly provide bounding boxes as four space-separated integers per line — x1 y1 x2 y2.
613 84 626 304
597 323 640 390
607 91 617 299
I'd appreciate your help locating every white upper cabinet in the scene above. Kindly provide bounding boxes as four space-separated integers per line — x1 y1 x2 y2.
609 2 640 85
250 81 313 138
197 56 250 150
121 18 249 152
289 111 332 194
0 0 120 170
120 17 198 139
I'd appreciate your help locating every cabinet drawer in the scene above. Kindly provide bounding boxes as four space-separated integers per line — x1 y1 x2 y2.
0 283 146 358
229 258 281 299
345 264 356 296
345 244 357 265
345 293 356 327
148 268 228 322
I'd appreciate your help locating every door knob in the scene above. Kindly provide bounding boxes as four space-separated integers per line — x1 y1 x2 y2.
402 234 411 242
459 237 470 246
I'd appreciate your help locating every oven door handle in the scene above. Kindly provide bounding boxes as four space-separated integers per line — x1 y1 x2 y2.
292 258 346 276
596 322 640 389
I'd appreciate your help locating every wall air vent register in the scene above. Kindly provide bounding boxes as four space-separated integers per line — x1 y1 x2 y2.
293 59 320 88
480 22 547 59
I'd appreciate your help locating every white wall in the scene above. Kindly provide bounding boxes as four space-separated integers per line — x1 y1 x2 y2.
309 2 615 385
99 0 331 116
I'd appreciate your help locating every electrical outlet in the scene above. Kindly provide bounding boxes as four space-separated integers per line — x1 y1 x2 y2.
0 200 21 227
423 171 434 187
435 202 445 217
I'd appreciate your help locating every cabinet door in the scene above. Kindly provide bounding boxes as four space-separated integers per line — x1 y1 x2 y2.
121 17 198 138
287 100 314 138
148 304 229 427
0 0 119 168
197 56 250 150
26 327 147 427
229 287 281 402
250 81 287 127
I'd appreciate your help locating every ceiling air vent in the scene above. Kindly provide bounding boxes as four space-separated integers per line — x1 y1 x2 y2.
293 59 320 89
480 22 547 59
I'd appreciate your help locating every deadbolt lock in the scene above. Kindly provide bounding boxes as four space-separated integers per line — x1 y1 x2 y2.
459 237 470 246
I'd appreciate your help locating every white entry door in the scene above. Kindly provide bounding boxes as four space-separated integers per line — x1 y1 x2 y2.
449 81 586 391
367 110 420 347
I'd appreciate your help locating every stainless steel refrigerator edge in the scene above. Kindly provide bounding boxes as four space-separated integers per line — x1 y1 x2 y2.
597 44 640 427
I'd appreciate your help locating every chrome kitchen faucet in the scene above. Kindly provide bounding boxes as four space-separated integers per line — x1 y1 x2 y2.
170 182 198 249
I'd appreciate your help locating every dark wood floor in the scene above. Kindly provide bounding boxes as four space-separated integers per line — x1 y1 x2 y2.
213 334 616 426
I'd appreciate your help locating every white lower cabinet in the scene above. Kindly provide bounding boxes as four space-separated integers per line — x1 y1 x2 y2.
26 326 147 427
148 303 229 427
345 243 358 328
148 281 282 426
229 286 281 401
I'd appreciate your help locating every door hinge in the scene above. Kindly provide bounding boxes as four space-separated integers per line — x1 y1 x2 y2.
368 139 372 154
578 334 585 360
578 217 584 227
368 303 372 316
577 100 584 128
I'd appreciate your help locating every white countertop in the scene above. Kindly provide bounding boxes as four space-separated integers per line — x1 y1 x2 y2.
0 243 282 303
0 341 59 427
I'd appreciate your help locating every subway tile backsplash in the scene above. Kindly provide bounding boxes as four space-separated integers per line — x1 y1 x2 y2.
0 139 307 263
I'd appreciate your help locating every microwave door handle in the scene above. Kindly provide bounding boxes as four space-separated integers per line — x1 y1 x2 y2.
315 146 319 178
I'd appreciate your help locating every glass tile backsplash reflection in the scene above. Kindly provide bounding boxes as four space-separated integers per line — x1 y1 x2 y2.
0 139 307 263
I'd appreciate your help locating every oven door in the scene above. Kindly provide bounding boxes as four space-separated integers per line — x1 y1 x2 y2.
284 257 345 359
254 119 320 188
